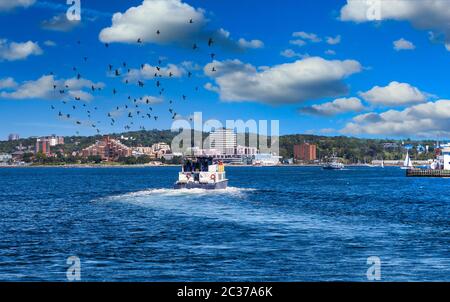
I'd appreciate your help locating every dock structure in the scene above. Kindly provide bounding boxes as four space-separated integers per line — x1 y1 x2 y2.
406 169 450 178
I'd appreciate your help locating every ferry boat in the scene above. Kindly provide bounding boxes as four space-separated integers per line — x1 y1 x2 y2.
174 157 228 190
322 156 345 170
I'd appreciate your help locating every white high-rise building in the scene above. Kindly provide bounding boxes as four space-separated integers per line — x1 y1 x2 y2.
209 128 237 155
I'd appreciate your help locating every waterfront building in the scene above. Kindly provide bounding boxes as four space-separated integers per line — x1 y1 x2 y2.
48 135 64 146
35 135 64 155
209 128 237 155
0 153 12 162
132 147 156 158
152 142 171 152
437 147 450 170
152 142 171 159
82 137 132 161
236 145 258 156
35 138 51 155
253 153 281 166
187 145 256 165
294 143 317 161
160 152 183 161
10 150 27 163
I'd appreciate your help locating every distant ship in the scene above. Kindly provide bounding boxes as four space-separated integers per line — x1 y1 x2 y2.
322 156 345 170
174 157 228 189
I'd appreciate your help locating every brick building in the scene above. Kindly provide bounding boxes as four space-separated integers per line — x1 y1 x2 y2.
294 143 317 161
82 137 132 161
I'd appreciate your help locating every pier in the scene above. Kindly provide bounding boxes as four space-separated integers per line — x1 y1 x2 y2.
406 169 450 178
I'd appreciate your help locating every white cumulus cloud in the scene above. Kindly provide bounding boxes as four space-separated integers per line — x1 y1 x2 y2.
280 49 308 59
300 97 365 116
359 81 432 106
341 100 450 137
326 35 341 45
124 63 186 82
289 39 307 47
41 14 81 32
99 0 262 51
204 57 362 105
292 31 322 43
0 77 17 89
136 95 164 104
0 39 42 61
237 38 264 49
393 38 415 51
0 75 104 101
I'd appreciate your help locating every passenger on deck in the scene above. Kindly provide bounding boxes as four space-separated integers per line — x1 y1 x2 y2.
201 159 208 172
185 160 192 172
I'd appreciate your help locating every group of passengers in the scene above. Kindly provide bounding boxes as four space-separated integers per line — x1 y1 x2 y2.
183 158 213 172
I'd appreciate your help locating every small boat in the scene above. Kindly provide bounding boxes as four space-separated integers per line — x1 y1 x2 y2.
323 156 345 170
401 150 413 170
174 157 228 190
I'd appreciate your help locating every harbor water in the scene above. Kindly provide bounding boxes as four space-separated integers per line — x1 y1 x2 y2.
0 166 449 281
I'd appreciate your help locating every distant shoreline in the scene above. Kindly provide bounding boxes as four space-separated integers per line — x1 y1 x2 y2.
0 163 404 169
0 164 179 169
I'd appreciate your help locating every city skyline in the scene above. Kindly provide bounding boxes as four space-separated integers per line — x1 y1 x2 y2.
1 0 450 140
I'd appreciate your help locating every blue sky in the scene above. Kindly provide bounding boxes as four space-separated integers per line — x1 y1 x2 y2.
1 0 450 140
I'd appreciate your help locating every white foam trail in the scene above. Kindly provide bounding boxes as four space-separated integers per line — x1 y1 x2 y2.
103 187 255 201
95 186 413 238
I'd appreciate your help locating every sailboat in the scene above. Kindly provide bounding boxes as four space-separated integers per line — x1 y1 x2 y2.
401 150 413 170
381 159 384 168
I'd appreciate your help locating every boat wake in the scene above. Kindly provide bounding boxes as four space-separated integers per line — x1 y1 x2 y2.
102 186 254 201
94 186 411 238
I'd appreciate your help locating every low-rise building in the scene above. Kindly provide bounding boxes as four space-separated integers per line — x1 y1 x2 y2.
437 147 450 170
253 153 281 166
152 142 171 159
132 147 156 158
0 153 12 163
82 137 132 161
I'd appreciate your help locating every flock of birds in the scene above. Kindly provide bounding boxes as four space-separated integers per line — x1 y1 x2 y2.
49 18 218 136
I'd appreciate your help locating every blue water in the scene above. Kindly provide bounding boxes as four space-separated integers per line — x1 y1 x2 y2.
0 166 449 281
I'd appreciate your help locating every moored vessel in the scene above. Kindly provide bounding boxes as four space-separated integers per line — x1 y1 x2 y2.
322 156 345 170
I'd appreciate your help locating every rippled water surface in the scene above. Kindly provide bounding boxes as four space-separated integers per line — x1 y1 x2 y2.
0 166 449 281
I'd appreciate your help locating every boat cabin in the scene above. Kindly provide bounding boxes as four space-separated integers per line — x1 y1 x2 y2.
178 157 226 184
